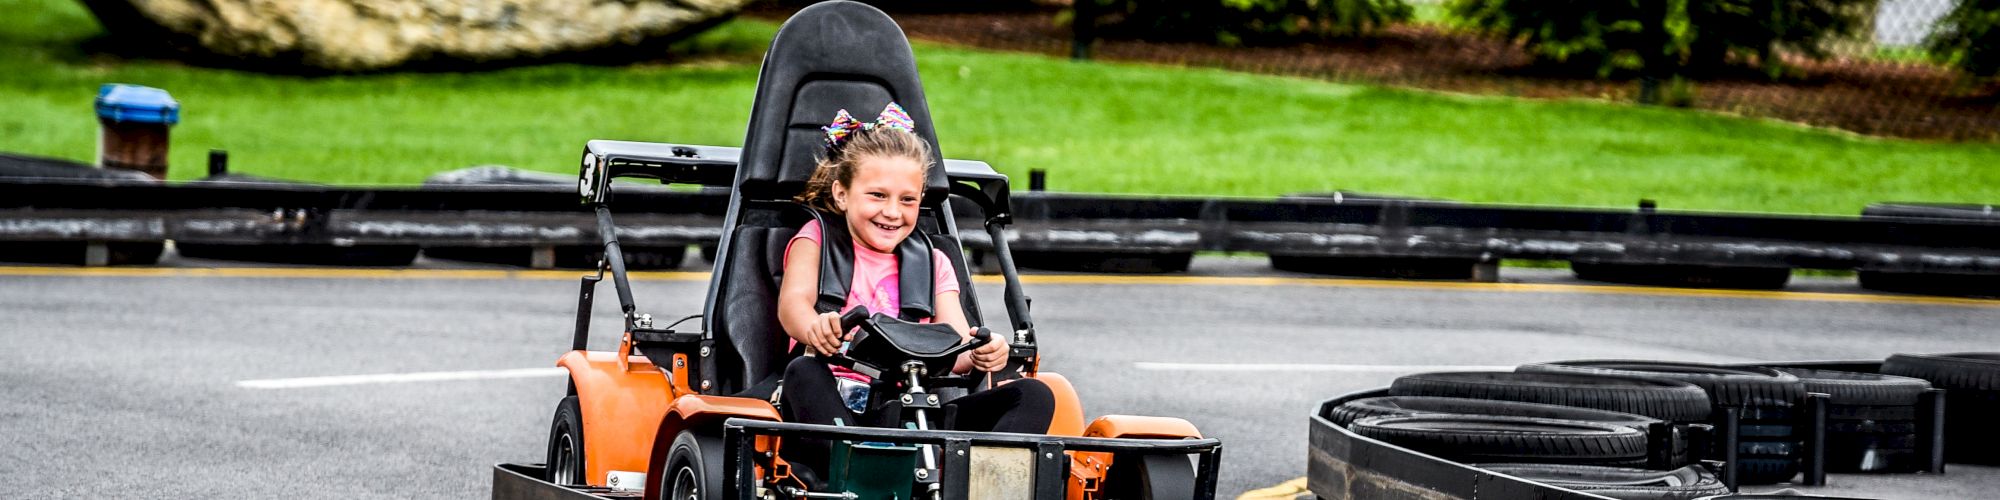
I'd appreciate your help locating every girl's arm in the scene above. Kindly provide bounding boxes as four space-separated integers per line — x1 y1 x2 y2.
933 291 1007 374
778 238 844 355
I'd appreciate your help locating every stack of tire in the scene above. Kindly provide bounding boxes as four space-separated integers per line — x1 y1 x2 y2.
1762 367 1930 472
1325 371 1732 499
1519 361 1808 485
1882 353 2000 465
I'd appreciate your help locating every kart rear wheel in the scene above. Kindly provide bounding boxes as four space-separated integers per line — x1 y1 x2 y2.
1100 453 1195 500
664 429 724 500
544 396 586 485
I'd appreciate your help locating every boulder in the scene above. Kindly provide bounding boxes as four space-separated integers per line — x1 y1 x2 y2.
78 0 754 71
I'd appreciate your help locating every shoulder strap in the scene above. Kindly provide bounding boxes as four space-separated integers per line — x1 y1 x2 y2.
896 234 936 321
809 208 936 321
810 210 855 315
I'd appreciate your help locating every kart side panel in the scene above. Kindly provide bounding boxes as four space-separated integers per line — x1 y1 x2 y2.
641 395 781 500
1034 372 1087 437
559 350 674 487
1084 415 1203 440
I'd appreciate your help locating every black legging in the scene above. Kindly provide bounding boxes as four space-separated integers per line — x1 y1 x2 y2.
778 356 1055 483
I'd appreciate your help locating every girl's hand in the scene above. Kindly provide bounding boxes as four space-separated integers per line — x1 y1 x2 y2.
806 311 846 355
969 334 1009 373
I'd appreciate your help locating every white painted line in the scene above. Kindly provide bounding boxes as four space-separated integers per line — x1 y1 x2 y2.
1133 362 1513 372
236 367 566 389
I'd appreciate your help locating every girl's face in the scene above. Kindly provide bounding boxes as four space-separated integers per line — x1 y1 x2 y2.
831 155 925 253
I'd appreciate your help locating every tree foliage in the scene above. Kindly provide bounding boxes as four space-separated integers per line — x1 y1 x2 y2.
1080 0 1415 45
1450 0 1870 78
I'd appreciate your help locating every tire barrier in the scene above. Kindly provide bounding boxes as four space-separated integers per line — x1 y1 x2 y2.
1349 414 1650 466
0 153 163 266
1314 357 1962 499
1519 361 1807 484
1881 353 2000 465
418 166 702 269
4 148 1997 299
1768 368 1930 472
1857 203 2000 297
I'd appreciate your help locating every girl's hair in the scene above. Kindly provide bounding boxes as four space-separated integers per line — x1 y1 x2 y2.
796 127 934 213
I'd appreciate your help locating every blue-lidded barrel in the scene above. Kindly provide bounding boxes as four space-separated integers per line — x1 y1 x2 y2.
95 84 180 179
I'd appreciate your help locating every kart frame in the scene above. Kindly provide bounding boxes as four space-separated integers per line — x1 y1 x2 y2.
509 139 1222 499
502 5 1221 499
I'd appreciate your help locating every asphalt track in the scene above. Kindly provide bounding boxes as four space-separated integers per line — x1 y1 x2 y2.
3 255 1998 499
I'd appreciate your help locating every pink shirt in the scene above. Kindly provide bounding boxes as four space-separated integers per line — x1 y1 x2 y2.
786 219 962 381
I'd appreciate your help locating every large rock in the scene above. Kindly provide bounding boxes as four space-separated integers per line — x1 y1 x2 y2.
78 0 753 71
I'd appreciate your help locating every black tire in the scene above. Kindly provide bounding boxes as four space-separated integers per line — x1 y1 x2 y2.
1826 404 1917 421
1827 421 1917 434
1013 250 1193 274
1475 463 1729 500
1328 396 1660 430
1570 262 1792 290
1516 361 1809 476
1100 453 1196 500
1770 368 1929 406
1883 353 2000 390
1390 371 1713 422
1733 458 1799 485
1882 352 2000 464
663 429 725 500
1738 440 1797 457
1349 414 1648 465
544 396 586 485
1270 255 1487 281
1518 361 1806 409
1738 425 1793 438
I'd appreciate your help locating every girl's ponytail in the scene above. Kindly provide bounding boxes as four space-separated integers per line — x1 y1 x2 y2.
796 158 847 213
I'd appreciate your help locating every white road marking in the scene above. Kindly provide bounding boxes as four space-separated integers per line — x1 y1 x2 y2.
1134 362 1512 372
235 367 566 389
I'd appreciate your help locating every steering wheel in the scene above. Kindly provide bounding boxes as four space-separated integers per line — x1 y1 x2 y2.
820 308 991 385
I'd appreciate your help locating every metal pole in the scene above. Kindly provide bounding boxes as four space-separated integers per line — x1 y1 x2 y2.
1802 393 1828 486
594 207 638 326
1919 388 1946 473
207 150 228 177
1721 406 1740 492
985 222 1035 340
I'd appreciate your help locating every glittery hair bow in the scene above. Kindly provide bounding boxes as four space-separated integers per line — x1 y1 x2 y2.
822 102 917 154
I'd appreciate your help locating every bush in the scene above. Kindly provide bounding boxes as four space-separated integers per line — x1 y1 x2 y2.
1450 0 1870 78
1927 0 2000 78
1077 0 1415 45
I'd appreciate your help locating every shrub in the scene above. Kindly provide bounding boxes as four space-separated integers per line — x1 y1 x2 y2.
1927 0 2000 78
1077 0 1415 45
1450 0 1870 78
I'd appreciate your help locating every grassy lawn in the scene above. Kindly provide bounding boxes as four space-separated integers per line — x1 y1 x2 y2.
3 0 1997 215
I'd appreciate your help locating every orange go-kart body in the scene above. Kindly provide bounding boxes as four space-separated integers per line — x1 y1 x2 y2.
558 332 1198 500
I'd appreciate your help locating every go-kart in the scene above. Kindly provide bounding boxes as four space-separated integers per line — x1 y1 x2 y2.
490 2 1221 499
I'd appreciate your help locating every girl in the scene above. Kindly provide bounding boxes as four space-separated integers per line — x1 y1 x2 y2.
775 103 1053 478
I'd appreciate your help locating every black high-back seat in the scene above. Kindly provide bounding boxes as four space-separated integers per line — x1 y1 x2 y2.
701 1 979 398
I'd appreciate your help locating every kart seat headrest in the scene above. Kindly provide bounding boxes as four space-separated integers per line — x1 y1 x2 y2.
734 0 949 206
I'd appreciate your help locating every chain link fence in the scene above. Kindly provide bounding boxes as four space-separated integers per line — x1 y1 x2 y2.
763 0 1997 141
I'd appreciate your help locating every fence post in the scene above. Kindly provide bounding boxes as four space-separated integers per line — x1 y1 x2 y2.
1072 0 1097 61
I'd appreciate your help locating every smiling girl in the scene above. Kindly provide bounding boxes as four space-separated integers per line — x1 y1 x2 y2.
774 103 1053 479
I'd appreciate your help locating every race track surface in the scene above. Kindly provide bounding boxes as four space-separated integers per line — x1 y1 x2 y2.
2 256 1996 498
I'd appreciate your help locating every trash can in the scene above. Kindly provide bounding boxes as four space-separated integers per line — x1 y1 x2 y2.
95 84 179 179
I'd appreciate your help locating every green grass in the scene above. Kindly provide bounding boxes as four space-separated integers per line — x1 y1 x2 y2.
4 0 1999 215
